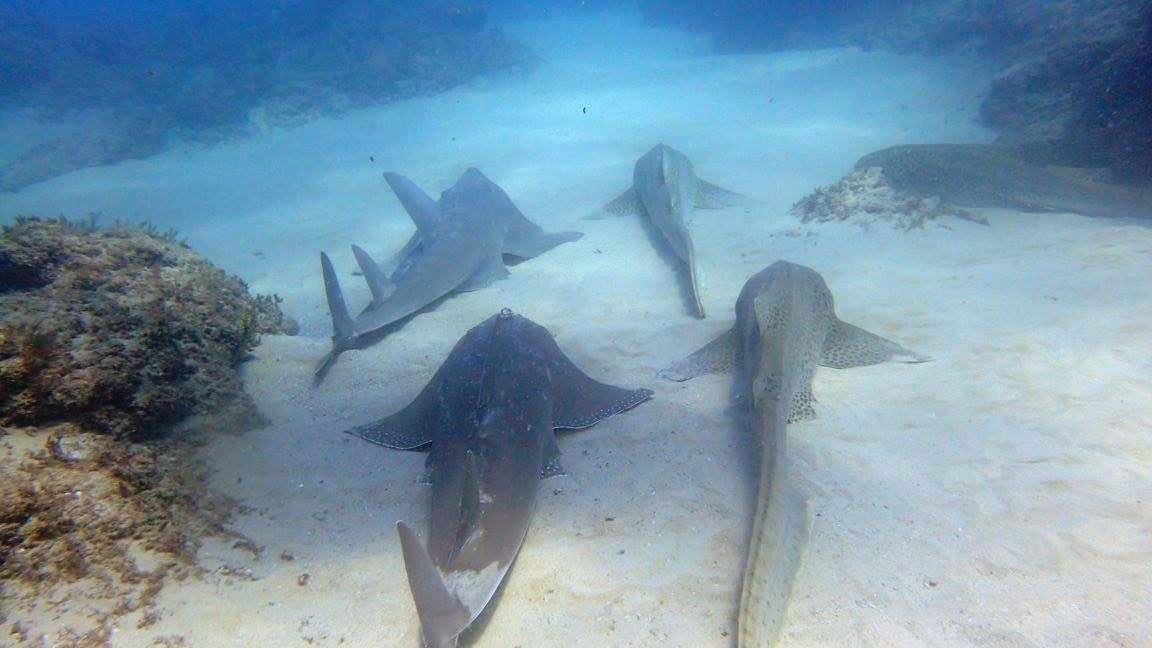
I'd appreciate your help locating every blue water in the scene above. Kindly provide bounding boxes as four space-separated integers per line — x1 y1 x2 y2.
1 2 1150 647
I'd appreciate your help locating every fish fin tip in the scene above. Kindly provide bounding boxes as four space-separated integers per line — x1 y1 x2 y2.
396 522 471 647
658 327 736 381
351 244 396 304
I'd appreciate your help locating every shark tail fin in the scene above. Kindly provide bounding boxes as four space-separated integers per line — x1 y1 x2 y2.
351 244 395 306
315 252 355 381
320 252 355 341
396 521 471 648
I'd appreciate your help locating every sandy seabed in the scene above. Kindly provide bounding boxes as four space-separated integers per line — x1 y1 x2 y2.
3 12 1149 648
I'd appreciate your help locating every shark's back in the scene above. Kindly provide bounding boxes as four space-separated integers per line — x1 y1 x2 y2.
633 144 697 259
735 261 833 420
657 260 926 647
732 262 825 648
857 143 1152 219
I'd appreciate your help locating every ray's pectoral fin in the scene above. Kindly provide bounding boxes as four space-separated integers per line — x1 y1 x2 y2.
396 521 471 648
694 179 743 209
658 326 737 381
341 384 437 450
548 350 653 430
458 255 511 292
820 318 930 369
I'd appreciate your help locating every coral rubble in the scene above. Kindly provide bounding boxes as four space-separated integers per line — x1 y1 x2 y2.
791 167 987 230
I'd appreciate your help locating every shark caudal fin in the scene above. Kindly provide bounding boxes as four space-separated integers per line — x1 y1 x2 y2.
315 252 355 380
321 252 354 341
351 244 396 307
396 521 471 648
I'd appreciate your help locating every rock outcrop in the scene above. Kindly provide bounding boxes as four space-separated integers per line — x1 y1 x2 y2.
0 217 294 439
640 0 1152 184
0 2 534 192
0 217 292 640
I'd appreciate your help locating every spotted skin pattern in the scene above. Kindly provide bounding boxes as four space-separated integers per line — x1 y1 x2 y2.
661 261 927 647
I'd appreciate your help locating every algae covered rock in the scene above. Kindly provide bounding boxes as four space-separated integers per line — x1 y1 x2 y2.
0 217 287 639
0 422 241 640
0 217 294 439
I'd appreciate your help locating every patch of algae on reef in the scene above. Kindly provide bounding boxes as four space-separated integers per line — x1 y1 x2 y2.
0 217 296 645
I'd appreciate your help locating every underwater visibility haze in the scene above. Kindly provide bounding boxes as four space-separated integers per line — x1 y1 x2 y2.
1 1 1150 646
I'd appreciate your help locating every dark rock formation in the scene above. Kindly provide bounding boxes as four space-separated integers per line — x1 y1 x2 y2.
975 2 1151 182
0 217 294 439
640 0 1152 185
0 1 534 192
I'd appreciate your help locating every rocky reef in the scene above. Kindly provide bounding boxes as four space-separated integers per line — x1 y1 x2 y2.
0 217 294 438
0 217 293 642
791 166 987 230
640 0 1152 185
0 1 534 192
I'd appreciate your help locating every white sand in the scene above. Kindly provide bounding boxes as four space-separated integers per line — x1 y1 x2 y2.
4 11 1149 648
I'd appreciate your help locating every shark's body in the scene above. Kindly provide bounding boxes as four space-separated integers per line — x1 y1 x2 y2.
856 144 1152 220
661 261 926 647
345 309 652 648
605 144 741 318
317 169 583 378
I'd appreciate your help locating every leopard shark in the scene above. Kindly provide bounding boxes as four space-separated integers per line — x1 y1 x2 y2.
316 168 582 380
660 261 927 647
345 309 652 648
856 143 1152 220
603 144 742 318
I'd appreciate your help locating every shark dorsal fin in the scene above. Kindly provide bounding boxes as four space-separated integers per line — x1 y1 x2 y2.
396 521 471 648
351 244 396 306
384 172 443 236
320 252 354 342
